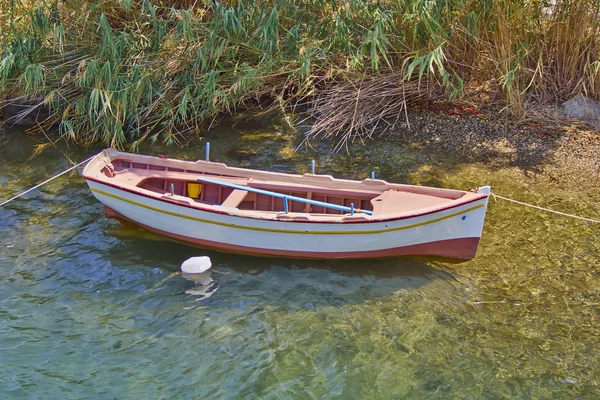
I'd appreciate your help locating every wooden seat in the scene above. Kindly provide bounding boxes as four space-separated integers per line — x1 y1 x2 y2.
221 189 248 208
371 190 451 215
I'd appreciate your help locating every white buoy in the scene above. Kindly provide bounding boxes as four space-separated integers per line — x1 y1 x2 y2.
181 256 212 274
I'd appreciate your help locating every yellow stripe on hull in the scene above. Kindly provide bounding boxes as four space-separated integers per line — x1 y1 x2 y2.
90 186 486 235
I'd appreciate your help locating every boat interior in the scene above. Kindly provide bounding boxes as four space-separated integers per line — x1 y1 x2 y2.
100 158 466 216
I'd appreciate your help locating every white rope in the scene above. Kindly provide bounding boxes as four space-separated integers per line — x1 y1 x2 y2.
491 192 600 224
0 155 95 207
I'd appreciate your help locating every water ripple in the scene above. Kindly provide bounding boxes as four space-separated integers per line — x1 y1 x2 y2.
1 131 599 398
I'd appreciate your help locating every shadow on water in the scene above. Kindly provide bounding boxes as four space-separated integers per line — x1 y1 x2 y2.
103 225 453 308
110 225 447 277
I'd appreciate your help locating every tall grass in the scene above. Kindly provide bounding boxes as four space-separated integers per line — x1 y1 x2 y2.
1 0 599 148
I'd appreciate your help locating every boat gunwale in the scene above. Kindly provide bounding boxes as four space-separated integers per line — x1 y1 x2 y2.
86 148 471 197
83 149 489 224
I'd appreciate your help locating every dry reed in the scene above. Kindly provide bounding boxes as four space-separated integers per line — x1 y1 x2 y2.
0 0 599 148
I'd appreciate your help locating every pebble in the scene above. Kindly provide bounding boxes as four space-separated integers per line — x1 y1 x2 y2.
562 377 578 385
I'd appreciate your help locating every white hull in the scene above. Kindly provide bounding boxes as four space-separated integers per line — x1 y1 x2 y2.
87 180 489 260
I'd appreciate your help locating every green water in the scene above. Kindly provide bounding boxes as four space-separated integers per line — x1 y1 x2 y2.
1 119 599 399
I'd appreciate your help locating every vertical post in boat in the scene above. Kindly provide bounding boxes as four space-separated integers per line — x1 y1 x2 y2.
283 196 289 213
350 203 355 215
371 171 375 180
311 160 316 174
206 142 210 161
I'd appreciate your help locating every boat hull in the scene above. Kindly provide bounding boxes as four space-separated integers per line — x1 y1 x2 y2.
86 179 489 261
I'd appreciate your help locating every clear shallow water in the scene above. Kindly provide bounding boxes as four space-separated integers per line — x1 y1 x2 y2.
1 122 599 399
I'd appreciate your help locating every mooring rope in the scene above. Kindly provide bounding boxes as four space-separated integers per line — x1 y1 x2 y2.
491 193 600 224
0 155 95 208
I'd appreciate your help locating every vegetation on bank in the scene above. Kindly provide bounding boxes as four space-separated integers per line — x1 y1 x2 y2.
1 0 599 148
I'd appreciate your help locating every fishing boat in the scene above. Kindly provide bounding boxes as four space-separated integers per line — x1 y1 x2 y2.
83 148 491 261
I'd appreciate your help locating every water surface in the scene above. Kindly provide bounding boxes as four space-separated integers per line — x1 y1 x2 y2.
1 121 599 399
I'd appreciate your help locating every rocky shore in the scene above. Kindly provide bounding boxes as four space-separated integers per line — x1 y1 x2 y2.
375 107 600 196
2 101 599 199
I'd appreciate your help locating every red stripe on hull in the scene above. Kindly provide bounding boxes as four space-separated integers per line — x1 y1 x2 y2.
104 207 480 262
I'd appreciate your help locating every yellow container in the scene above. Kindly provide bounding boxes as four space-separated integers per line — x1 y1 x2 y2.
187 183 202 199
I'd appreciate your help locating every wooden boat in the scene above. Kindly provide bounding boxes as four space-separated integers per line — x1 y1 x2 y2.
82 149 491 261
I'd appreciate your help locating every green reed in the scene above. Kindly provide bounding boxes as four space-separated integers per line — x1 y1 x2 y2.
1 0 599 147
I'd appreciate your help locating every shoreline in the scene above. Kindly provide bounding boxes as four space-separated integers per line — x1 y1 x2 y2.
2 107 600 198
365 108 600 197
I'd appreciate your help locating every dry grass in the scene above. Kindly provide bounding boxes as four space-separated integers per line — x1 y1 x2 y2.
302 73 446 151
1 0 599 148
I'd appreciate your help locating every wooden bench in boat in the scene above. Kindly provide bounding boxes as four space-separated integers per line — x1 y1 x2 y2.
220 189 249 208
370 190 451 215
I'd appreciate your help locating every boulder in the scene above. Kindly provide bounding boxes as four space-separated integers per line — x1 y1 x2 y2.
561 94 600 126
